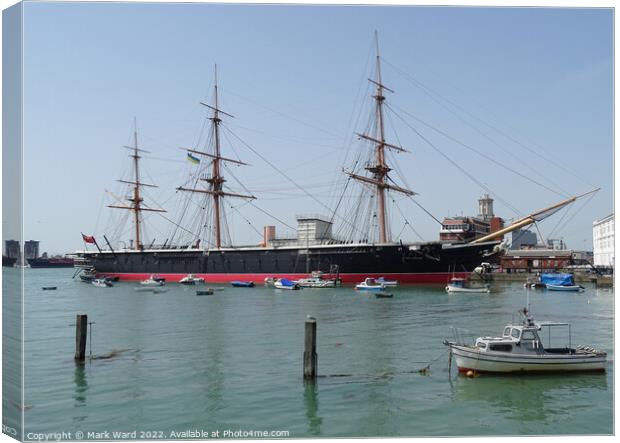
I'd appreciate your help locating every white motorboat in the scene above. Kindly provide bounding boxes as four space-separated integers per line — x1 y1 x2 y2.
294 277 335 288
92 278 113 288
295 271 337 288
355 278 386 291
140 275 165 286
445 277 490 293
274 278 300 290
179 274 205 285
445 307 606 374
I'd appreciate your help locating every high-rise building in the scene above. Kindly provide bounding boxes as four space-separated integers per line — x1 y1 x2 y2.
24 240 40 259
4 240 20 259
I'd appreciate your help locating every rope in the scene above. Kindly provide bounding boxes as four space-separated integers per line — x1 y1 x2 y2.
391 198 425 241
412 348 452 374
224 127 369 239
382 57 594 191
389 106 523 217
386 102 567 199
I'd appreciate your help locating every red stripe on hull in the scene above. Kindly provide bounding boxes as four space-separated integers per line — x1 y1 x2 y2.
96 272 469 284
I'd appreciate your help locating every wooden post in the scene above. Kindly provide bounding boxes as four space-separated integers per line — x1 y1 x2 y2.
303 317 317 380
75 314 88 363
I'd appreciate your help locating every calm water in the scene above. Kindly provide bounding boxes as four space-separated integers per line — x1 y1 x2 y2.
4 268 614 438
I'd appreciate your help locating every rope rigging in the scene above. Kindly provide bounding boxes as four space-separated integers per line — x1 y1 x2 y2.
382 57 595 192
386 104 524 217
386 102 568 199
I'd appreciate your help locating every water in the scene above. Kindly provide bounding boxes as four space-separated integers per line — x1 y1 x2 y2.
4 268 614 438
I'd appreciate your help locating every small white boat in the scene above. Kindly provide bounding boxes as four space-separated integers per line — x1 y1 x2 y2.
539 273 583 292
355 277 385 291
445 308 606 374
264 277 276 286
92 278 113 288
79 269 97 283
295 271 337 288
546 284 584 292
445 277 490 293
295 277 335 288
274 278 300 290
141 275 165 286
179 274 205 285
376 277 398 287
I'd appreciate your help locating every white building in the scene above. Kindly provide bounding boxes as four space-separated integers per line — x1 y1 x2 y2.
593 213 614 268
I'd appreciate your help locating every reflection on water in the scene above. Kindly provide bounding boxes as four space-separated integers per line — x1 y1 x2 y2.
452 373 608 423
303 380 322 436
72 364 88 424
202 301 226 416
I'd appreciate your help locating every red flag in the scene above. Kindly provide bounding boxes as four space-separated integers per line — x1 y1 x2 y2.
81 233 96 244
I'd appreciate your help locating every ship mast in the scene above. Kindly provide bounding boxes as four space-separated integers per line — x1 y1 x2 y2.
108 118 166 250
344 32 416 243
177 66 256 249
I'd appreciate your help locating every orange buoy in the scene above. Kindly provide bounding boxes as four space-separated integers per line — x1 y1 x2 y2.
466 370 474 377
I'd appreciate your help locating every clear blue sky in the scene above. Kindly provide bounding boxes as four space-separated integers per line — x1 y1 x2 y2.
14 2 613 254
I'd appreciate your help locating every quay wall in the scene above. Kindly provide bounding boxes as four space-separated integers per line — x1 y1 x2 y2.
482 272 613 286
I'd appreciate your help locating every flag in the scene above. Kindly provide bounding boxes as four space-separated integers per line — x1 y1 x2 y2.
81 233 96 244
187 153 200 164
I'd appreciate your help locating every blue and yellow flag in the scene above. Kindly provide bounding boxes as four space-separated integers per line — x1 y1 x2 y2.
187 153 200 164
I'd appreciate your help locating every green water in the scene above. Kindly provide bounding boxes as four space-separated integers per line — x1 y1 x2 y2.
3 268 614 438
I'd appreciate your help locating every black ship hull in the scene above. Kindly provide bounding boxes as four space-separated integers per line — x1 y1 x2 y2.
79 241 500 284
2 256 17 267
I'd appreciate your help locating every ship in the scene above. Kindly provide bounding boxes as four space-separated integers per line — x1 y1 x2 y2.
76 37 594 284
28 257 75 268
2 256 17 267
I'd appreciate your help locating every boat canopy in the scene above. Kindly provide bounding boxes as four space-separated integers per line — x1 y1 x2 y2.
540 273 574 286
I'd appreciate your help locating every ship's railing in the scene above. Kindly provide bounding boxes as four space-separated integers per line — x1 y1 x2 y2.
450 327 478 346
295 214 333 224
72 256 93 268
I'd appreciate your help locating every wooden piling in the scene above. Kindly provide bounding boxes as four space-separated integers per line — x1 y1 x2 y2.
303 317 317 380
75 314 88 363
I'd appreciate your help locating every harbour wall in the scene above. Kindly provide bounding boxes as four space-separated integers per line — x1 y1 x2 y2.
480 272 613 286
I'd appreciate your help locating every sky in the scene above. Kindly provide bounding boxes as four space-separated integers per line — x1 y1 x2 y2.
5 1 614 254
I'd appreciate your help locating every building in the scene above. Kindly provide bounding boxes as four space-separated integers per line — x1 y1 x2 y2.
440 216 491 242
24 240 40 259
3 240 20 267
4 240 20 259
440 194 504 242
500 249 573 273
510 229 537 250
478 194 494 221
547 238 567 250
593 213 614 268
267 215 341 248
